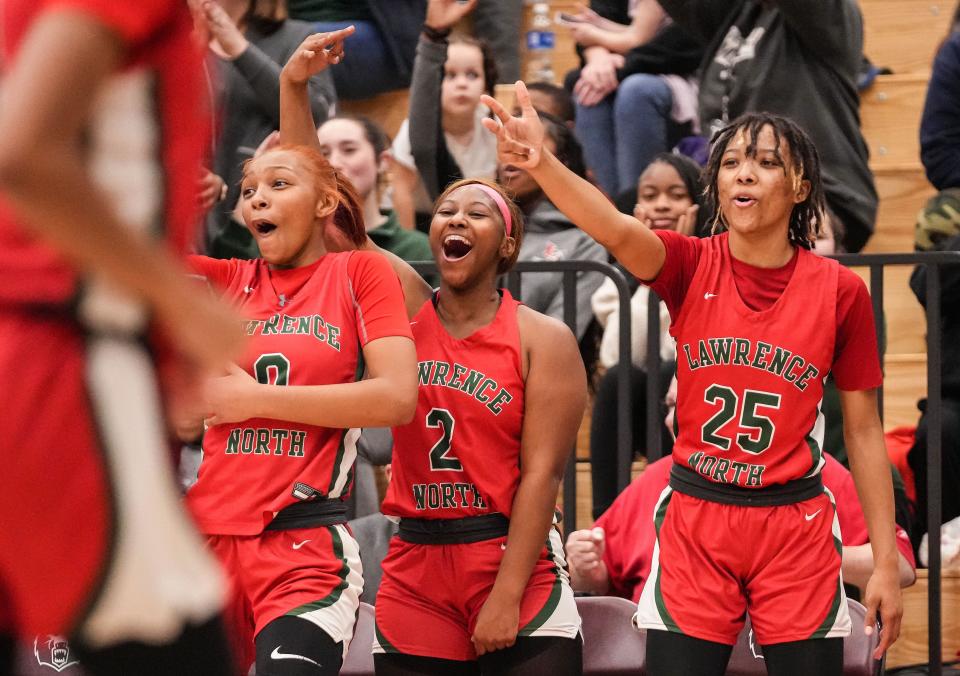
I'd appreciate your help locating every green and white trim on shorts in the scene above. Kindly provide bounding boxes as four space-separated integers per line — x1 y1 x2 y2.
809 486 851 639
517 527 581 639
635 485 852 640
371 527 580 654
634 485 680 634
285 524 364 658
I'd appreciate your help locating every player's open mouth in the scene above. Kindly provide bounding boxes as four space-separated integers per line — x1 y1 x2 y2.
733 195 757 207
253 220 278 235
442 234 473 262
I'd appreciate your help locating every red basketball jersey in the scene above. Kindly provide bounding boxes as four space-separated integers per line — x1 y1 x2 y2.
186 251 411 535
0 0 208 307
382 291 526 519
669 234 838 488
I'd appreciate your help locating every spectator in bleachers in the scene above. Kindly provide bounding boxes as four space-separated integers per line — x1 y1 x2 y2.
500 113 607 341
908 191 960 552
588 153 705 518
565 454 917 602
906 14 960 553
562 0 703 197
390 0 498 230
316 116 434 274
920 19 960 193
197 0 336 259
287 0 426 100
639 0 878 252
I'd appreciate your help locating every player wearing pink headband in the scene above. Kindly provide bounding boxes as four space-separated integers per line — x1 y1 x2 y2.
374 176 587 674
276 33 586 672
470 182 514 237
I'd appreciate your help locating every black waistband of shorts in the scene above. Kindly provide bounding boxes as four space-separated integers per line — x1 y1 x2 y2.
398 513 510 544
669 463 823 506
265 499 348 531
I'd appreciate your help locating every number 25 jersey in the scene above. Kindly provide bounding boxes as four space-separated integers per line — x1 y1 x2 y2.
382 291 526 520
669 234 840 488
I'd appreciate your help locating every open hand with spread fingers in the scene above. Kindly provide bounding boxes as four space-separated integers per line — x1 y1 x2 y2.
282 27 356 85
481 81 546 171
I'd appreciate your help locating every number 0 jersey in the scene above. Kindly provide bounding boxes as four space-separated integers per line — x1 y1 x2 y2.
667 233 842 488
186 251 412 535
381 291 526 520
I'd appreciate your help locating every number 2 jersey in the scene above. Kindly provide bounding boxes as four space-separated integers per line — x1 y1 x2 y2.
651 231 882 488
185 251 412 535
381 291 526 520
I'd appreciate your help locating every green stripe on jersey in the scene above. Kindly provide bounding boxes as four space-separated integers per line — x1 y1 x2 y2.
326 343 365 495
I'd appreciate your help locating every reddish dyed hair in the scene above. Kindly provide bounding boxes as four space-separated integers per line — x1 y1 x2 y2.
246 144 366 248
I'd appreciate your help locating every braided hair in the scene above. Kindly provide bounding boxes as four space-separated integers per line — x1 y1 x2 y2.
703 112 825 250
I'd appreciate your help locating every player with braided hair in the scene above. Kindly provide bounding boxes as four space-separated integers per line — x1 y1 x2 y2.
701 112 826 249
483 83 902 676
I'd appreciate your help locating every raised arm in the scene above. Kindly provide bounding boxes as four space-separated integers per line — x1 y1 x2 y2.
768 0 862 68
279 35 433 317
408 0 479 200
840 388 903 658
471 308 587 655
0 9 241 372
198 2 335 126
481 82 667 280
279 28 356 150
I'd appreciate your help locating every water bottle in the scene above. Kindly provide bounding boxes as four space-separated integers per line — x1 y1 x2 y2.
525 3 555 83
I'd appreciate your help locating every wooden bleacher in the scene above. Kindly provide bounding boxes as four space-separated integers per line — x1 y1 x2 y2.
857 1 943 431
862 0 955 74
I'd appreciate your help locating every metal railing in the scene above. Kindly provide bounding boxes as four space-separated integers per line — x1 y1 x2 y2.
413 251 956 673
832 251 960 676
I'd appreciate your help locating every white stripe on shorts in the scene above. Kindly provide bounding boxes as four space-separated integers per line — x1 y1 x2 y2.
80 336 225 646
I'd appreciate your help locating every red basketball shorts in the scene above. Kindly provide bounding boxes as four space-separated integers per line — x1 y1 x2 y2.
373 527 580 661
0 312 224 646
635 487 851 645
208 524 363 669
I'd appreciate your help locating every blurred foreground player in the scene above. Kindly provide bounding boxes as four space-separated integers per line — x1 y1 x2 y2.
0 1 242 673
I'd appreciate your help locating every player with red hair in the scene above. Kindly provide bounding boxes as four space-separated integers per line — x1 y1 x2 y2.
186 34 418 670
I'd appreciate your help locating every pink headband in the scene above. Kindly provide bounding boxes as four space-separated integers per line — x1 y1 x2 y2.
469 184 513 237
